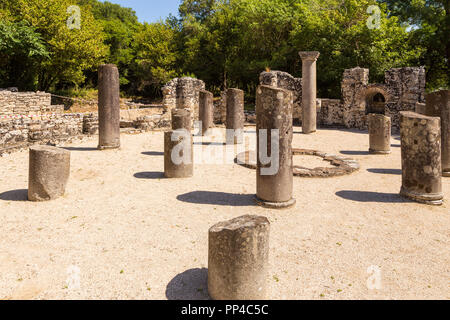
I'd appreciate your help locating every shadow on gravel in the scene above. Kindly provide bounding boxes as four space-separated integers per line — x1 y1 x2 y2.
166 268 210 300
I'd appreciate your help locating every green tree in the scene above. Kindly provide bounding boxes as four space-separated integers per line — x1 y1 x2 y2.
3 0 108 91
132 21 179 97
78 0 141 89
0 20 49 90
379 0 449 89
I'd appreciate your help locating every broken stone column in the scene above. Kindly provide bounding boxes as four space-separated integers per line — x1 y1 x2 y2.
164 130 193 178
400 111 443 205
208 215 270 300
368 113 391 154
199 90 214 135
28 146 70 201
255 85 295 209
226 88 245 144
98 64 120 150
415 102 426 114
299 51 320 134
171 108 191 131
426 90 450 177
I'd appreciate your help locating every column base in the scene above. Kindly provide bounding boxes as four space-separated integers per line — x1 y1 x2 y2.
400 187 443 206
254 196 296 209
98 145 120 150
443 170 450 177
302 130 317 135
369 149 391 155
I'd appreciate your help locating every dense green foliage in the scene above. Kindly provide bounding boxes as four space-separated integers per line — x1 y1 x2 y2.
0 0 447 98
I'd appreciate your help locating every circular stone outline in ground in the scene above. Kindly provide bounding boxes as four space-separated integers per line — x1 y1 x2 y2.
235 149 360 178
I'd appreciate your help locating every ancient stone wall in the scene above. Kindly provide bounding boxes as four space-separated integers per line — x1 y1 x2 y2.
259 71 302 120
0 90 63 115
162 77 205 120
0 114 84 154
341 67 426 130
318 99 344 126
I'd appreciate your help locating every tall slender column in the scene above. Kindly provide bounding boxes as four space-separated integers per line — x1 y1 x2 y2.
98 64 120 150
199 90 214 135
226 88 245 144
426 90 450 177
299 51 320 134
255 85 295 209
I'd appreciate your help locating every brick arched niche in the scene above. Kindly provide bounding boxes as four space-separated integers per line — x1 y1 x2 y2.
362 85 391 116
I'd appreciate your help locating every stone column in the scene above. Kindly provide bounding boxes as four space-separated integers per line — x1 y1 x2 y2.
415 102 426 114
426 90 450 177
164 130 193 178
199 90 214 135
171 108 191 131
208 215 270 300
28 146 70 201
98 64 120 150
255 85 295 209
299 51 320 134
400 111 443 205
226 88 245 144
368 113 391 154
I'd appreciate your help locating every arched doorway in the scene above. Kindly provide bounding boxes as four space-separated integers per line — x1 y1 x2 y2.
365 92 386 115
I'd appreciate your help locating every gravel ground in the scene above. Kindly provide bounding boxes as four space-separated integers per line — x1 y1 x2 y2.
0 126 448 300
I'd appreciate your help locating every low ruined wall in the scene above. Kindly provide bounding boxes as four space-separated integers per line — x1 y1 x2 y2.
0 90 64 115
0 114 84 154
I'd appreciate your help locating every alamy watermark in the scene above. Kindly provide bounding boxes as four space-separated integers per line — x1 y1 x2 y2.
367 265 382 290
67 5 81 30
66 265 81 290
170 123 280 176
366 5 381 30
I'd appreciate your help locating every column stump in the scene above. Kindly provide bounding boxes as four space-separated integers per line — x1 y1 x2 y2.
400 111 443 205
208 215 270 300
28 146 70 201
368 113 391 154
164 130 193 178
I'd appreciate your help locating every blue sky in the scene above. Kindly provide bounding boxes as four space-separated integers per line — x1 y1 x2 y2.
101 0 181 23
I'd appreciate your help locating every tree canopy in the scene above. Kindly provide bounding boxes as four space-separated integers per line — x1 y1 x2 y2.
0 0 447 98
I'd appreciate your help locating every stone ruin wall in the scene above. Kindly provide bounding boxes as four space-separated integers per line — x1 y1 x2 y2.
0 90 64 115
341 67 426 130
162 77 206 121
259 71 303 121
0 87 176 154
0 114 84 155
260 67 425 130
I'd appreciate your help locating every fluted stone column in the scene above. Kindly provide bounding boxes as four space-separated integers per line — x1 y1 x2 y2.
164 130 193 178
98 64 120 150
226 88 245 144
368 113 391 154
199 90 214 135
208 215 270 300
400 111 443 205
171 108 191 131
426 90 450 177
255 85 295 209
299 51 320 134
28 146 70 201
